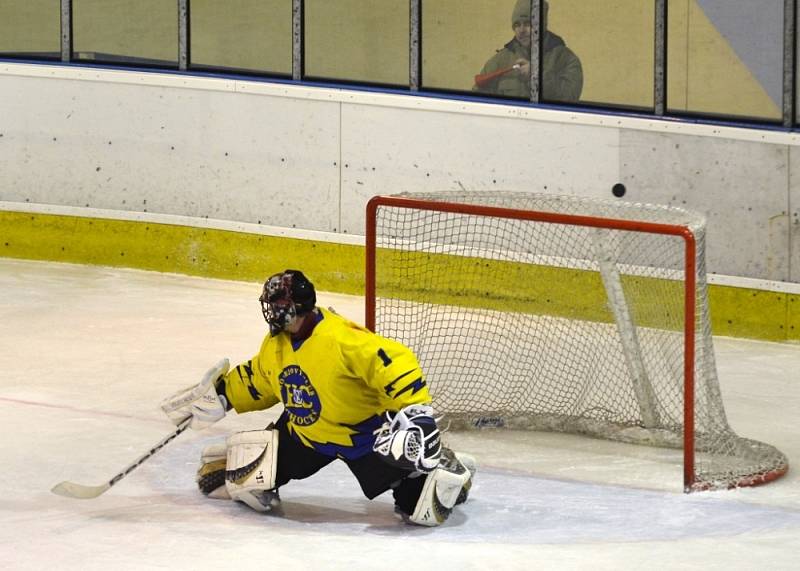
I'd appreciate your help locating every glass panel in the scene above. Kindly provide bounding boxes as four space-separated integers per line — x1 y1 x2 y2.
422 1 518 95
305 0 408 85
73 0 178 67
668 0 783 122
190 0 291 75
545 0 652 108
427 0 650 109
0 0 61 58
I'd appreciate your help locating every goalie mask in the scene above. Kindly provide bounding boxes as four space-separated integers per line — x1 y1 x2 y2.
259 270 316 335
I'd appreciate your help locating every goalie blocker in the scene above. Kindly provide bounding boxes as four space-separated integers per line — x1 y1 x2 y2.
197 406 476 526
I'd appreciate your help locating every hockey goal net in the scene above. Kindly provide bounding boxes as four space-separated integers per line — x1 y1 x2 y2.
365 191 788 492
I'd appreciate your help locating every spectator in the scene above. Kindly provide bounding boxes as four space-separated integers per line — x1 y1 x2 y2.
475 0 583 102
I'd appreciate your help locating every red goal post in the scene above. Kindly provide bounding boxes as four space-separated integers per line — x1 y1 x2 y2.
365 192 788 492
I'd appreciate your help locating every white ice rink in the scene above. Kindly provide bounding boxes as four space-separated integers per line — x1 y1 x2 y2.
1 258 799 570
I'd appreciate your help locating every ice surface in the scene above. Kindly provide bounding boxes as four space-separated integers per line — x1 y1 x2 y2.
1 258 798 570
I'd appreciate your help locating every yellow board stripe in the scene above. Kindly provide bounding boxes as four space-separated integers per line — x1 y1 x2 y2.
0 211 365 296
375 249 682 328
1 210 797 341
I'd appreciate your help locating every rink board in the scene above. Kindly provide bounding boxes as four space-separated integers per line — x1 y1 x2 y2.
0 208 798 341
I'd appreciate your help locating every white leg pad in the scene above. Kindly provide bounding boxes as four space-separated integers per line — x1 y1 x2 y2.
196 443 230 499
454 452 477 476
225 429 280 512
201 442 228 462
451 451 477 505
408 461 471 527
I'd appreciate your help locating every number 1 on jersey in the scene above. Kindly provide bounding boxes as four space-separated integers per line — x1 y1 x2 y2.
377 348 392 367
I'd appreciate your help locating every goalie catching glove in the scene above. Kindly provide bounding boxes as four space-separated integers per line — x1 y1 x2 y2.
161 358 230 430
373 404 442 473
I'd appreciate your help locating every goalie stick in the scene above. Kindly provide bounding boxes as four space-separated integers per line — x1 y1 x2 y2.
51 417 191 499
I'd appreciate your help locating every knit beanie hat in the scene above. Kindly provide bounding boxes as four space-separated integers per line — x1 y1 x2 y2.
511 0 548 27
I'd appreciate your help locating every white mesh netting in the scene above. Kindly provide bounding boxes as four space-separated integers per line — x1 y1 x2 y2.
369 191 788 491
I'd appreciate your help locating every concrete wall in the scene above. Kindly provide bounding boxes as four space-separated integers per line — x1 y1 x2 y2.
2 62 799 284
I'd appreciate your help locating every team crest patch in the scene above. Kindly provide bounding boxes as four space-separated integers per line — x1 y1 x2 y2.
278 365 321 427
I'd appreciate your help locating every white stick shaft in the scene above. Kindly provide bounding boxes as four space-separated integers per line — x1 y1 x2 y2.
51 418 191 499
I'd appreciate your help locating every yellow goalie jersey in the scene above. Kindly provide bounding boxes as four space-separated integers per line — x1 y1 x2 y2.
221 307 431 460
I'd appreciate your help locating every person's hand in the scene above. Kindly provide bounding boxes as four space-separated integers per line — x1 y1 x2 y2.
160 359 230 430
514 58 531 77
373 404 441 473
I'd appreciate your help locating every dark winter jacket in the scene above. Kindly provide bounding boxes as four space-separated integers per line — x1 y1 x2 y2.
474 32 583 102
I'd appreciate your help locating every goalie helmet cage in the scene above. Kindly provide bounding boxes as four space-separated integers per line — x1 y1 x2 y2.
365 192 788 492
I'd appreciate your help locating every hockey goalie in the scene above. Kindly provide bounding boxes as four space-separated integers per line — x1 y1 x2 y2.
160 269 476 526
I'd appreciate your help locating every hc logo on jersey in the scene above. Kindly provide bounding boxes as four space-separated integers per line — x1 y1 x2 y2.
279 365 321 427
